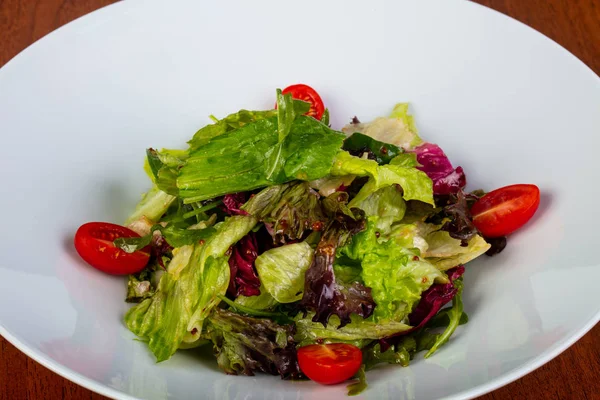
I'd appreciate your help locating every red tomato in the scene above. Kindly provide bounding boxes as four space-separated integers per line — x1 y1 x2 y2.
74 222 150 275
280 84 325 120
471 184 540 238
297 343 362 385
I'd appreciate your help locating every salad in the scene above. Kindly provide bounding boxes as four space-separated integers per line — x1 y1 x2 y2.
74 84 540 394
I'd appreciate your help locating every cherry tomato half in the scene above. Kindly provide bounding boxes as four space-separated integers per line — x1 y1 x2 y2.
297 343 362 385
74 222 150 275
280 84 325 120
471 184 540 238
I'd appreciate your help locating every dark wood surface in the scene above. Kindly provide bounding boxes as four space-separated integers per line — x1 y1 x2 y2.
1 1 599 399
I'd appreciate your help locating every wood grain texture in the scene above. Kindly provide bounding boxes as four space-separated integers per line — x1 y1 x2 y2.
0 0 598 399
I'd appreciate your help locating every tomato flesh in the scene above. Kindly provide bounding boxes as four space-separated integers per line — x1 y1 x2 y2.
297 343 362 385
280 84 325 120
471 184 540 238
74 222 150 275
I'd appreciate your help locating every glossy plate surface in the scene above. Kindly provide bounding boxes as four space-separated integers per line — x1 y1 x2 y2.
0 0 599 399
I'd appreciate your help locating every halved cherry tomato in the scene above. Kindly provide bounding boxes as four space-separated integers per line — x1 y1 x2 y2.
471 184 540 238
297 343 362 385
280 84 325 120
74 222 150 275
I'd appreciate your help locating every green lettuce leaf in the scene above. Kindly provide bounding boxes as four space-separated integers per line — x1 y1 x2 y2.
295 313 411 347
423 278 464 358
234 285 278 310
362 338 416 370
412 222 490 271
331 151 434 207
321 108 330 126
339 218 447 322
218 295 292 325
422 230 490 271
347 365 368 396
388 221 490 270
266 90 298 181
389 153 419 167
114 223 216 253
145 148 189 195
333 263 363 285
188 109 277 150
124 186 177 225
254 241 314 303
356 185 406 233
124 215 257 362
178 116 345 203
309 174 356 197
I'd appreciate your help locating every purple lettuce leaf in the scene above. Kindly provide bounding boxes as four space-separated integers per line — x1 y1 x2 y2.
242 182 325 245
227 233 261 298
300 192 376 328
206 309 301 379
414 143 466 195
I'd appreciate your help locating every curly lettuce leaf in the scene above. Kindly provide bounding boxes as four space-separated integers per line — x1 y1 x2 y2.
242 182 325 244
331 151 434 207
295 313 411 347
340 218 447 323
423 231 490 271
356 185 406 233
124 215 257 362
436 190 479 245
300 193 375 327
205 309 300 379
254 241 314 303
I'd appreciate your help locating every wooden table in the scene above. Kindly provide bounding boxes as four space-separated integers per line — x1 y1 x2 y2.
1 0 599 399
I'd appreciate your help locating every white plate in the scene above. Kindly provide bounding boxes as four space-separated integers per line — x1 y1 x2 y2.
1 0 599 399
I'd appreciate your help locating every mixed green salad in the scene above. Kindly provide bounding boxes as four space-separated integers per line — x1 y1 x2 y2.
74 84 540 394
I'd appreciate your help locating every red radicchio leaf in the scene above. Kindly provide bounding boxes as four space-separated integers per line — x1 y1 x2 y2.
222 193 249 216
227 233 261 297
414 143 466 195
